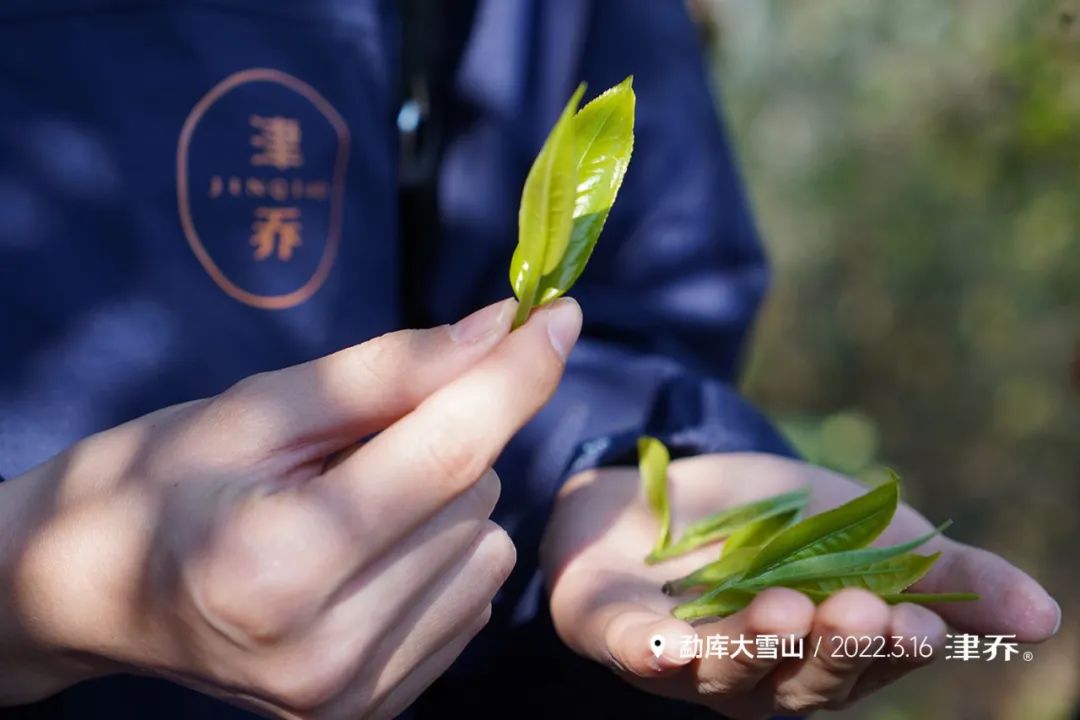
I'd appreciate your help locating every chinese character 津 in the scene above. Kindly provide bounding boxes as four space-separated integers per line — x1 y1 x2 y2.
250 115 303 171
944 633 982 661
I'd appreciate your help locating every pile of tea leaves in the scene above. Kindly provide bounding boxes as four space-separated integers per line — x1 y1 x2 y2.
636 437 978 620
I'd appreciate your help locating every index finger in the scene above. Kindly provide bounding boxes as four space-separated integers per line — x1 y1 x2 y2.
310 298 582 567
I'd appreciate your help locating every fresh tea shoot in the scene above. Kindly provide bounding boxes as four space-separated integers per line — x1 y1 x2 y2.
635 436 979 621
510 77 636 328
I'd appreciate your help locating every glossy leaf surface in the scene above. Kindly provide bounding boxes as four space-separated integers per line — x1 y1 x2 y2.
743 477 900 577
509 78 635 327
510 83 585 327
789 552 940 595
535 76 636 304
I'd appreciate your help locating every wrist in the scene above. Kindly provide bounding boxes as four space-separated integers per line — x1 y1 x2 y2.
0 459 115 704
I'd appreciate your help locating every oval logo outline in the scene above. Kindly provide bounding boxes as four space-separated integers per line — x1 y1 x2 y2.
177 68 351 310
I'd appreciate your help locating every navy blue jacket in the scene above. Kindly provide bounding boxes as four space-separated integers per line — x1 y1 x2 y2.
0 0 792 716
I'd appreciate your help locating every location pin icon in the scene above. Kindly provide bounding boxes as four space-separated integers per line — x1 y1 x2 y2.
649 634 666 659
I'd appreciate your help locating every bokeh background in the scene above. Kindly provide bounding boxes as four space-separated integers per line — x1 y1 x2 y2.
692 0 1080 717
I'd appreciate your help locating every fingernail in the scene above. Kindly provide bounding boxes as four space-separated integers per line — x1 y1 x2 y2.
545 298 582 359
648 628 691 672
1051 599 1062 636
448 299 512 344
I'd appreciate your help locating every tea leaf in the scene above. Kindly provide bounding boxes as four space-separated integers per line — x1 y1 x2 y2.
534 76 636 305
743 476 900 577
791 552 940 595
510 83 585 328
733 523 948 592
638 436 671 556
671 587 979 622
672 588 757 621
875 592 980 604
794 588 979 605
721 507 802 558
663 547 759 596
647 490 808 563
670 579 978 622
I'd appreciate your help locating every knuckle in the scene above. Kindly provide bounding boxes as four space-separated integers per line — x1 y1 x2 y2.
190 499 340 646
422 424 488 489
201 372 275 439
226 371 268 398
469 469 502 516
475 603 494 630
194 565 303 646
351 332 405 394
774 686 830 715
695 677 739 697
257 660 353 712
479 523 517 585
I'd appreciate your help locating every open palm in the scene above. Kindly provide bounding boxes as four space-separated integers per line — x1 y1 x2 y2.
540 453 1060 719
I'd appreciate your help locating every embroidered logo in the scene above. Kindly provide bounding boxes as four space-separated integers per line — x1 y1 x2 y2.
177 69 350 309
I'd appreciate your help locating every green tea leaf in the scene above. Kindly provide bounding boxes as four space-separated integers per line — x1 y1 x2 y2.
794 589 979 605
875 592 980 605
671 587 978 622
743 476 900 577
535 76 636 305
672 588 757 621
734 523 948 592
638 436 671 556
510 83 585 328
721 507 802 558
647 490 808 563
663 547 759 596
791 552 940 595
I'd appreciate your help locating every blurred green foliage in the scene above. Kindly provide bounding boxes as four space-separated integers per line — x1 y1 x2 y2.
700 0 1080 717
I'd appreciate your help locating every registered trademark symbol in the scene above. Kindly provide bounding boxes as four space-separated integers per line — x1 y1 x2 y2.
1023 651 1034 662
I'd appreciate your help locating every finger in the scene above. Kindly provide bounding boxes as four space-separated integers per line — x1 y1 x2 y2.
852 490 1059 642
210 298 515 455
844 602 946 705
368 606 492 720
331 524 514 716
911 538 1061 642
315 469 502 634
690 588 815 696
311 298 581 558
363 524 514 707
769 589 890 715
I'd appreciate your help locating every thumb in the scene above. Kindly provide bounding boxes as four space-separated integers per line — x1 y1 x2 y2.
211 298 516 455
914 539 1061 643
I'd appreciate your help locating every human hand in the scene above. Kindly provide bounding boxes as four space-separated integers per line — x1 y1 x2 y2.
541 452 1060 718
0 297 582 719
